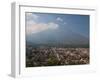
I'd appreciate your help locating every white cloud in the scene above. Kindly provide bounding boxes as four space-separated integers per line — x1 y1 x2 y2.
56 17 63 22
26 22 59 35
26 13 60 35
26 20 36 27
26 13 39 21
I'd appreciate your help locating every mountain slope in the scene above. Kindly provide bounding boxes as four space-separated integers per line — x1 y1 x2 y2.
26 26 89 48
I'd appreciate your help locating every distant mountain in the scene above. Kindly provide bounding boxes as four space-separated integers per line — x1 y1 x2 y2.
26 27 89 48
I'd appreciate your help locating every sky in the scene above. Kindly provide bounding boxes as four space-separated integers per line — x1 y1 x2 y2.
25 12 89 45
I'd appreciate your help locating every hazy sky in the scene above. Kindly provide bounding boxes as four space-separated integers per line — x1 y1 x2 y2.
26 12 89 44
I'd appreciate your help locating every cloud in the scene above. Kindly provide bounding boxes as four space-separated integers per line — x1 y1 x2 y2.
26 13 59 35
26 20 36 27
56 17 63 22
26 13 39 21
26 22 59 35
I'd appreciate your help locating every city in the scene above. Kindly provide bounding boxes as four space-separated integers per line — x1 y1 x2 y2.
26 46 89 67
